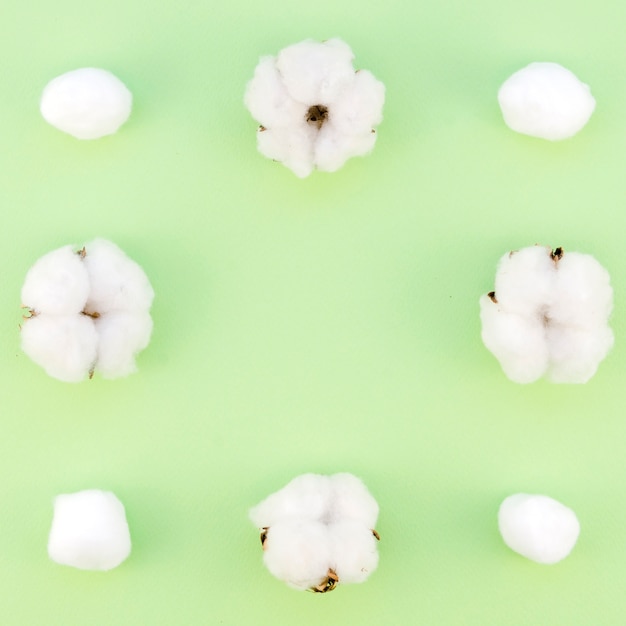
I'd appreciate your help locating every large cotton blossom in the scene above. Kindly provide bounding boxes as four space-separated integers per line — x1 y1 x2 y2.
250 473 380 592
21 239 154 382
244 39 385 177
479 245 613 383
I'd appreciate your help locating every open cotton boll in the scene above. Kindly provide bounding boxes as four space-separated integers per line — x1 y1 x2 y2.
480 245 613 383
48 489 131 571
245 38 385 177
21 245 89 315
498 494 580 564
94 311 153 378
498 62 595 140
262 521 333 590
330 521 379 584
21 315 98 383
251 472 380 591
249 474 332 528
82 239 154 314
40 68 132 140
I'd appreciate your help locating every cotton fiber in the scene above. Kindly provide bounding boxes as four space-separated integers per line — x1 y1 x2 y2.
498 62 595 140
480 245 613 383
244 39 385 177
48 489 131 571
20 239 154 382
498 493 580 564
250 473 380 592
40 68 132 139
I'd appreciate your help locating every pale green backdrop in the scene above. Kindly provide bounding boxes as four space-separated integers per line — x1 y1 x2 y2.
1 0 625 624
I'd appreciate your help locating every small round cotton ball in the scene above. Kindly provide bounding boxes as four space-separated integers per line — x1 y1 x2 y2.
48 489 131 571
329 521 379 584
329 473 379 528
498 493 580 564
40 68 132 140
498 62 595 140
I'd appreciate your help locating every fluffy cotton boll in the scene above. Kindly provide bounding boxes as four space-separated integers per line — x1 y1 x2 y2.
479 294 549 383
94 311 153 379
40 68 132 140
493 246 555 317
546 324 614 383
250 474 332 528
498 494 580 564
276 39 356 105
498 62 595 140
21 245 89 315
550 252 613 326
48 489 131 571
21 315 98 382
329 521 379 584
82 239 154 314
262 521 333 590
328 473 379 528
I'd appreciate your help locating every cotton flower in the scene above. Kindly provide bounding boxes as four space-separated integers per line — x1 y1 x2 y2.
20 239 154 382
250 473 380 592
40 68 132 139
498 493 580 564
48 489 132 571
498 62 595 140
245 38 385 177
480 245 613 383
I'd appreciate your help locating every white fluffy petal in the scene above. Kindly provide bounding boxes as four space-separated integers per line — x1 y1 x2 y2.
21 315 97 383
498 62 595 141
250 474 332 528
82 239 154 314
330 521 379 583
48 490 131 571
40 68 132 140
244 56 308 129
314 122 377 173
256 125 316 178
21 245 89 315
94 311 153 379
328 473 379 528
276 39 356 105
262 521 333 590
479 294 549 384
498 494 580 564
330 70 385 135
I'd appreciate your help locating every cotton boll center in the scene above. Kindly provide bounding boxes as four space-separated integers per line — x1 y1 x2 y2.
306 105 329 129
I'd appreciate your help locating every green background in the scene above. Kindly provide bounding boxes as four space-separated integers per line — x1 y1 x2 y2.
1 0 625 624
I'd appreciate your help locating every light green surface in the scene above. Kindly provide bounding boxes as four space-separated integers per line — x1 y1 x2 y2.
1 1 625 624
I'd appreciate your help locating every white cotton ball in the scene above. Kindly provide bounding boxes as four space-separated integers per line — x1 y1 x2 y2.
250 474 332 528
276 39 356 105
498 62 595 140
21 245 89 315
262 521 333 590
21 315 98 383
94 311 153 379
48 489 131 571
82 239 154 314
329 473 379 528
493 246 555 318
245 38 385 177
479 294 549 384
498 493 580 564
40 68 132 140
329 521 379 584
